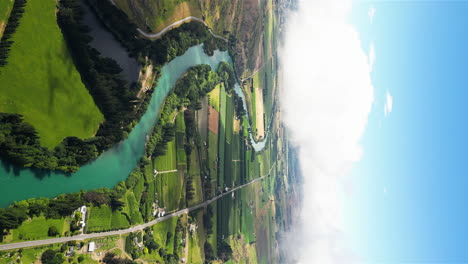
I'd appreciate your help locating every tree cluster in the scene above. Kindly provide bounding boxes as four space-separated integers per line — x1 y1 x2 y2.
0 0 26 67
0 114 100 173
217 240 234 262
41 249 65 264
217 61 236 91
103 252 137 264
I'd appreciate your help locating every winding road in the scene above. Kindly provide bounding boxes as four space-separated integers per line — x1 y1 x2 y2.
108 0 227 41
0 175 268 251
136 16 228 42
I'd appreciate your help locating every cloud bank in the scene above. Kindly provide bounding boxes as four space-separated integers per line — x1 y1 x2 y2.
280 0 374 262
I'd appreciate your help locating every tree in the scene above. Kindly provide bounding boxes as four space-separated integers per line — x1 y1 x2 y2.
217 240 233 262
48 226 59 237
41 249 65 264
77 256 84 263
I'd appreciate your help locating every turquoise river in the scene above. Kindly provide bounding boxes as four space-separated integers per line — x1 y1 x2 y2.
0 45 267 207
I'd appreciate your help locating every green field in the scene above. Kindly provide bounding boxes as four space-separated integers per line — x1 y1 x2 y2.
217 85 227 189
152 217 178 254
125 192 144 224
9 215 68 242
154 139 177 171
208 84 221 111
0 0 103 148
87 205 130 232
175 112 187 167
188 149 203 206
188 211 205 264
0 0 13 37
155 171 184 211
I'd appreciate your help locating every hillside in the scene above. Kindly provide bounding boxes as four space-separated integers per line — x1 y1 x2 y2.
112 0 271 79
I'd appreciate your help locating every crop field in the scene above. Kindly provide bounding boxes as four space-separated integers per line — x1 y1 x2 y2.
207 130 218 194
223 95 234 187
188 149 203 205
208 84 221 111
155 171 184 211
7 215 68 242
217 85 227 189
208 106 219 135
240 185 256 244
114 0 202 33
123 192 144 225
0 0 103 148
175 112 187 167
197 96 208 143
232 133 241 184
154 140 177 171
225 95 234 144
87 205 130 232
0 0 13 36
87 206 112 232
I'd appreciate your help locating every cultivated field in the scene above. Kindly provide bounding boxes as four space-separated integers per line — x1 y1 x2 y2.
0 0 103 148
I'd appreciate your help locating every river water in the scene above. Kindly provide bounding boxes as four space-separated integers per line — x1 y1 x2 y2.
81 2 140 84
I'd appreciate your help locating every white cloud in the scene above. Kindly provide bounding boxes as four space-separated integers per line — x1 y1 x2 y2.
384 91 393 116
369 42 375 71
280 0 374 263
368 6 376 24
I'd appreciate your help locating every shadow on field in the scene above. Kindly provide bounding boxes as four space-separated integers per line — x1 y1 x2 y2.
47 52 59 115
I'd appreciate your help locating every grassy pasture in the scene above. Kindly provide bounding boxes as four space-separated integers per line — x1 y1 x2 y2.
156 171 183 211
188 149 203 205
208 84 221 111
9 215 68 242
0 0 13 37
154 139 177 171
87 206 112 232
0 0 103 148
152 217 178 254
125 192 143 224
208 130 218 194
87 205 130 232
217 85 227 189
133 176 145 203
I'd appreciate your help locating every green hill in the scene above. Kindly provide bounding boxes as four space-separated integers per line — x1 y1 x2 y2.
0 0 103 148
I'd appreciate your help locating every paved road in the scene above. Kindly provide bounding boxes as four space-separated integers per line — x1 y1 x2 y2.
0 176 266 251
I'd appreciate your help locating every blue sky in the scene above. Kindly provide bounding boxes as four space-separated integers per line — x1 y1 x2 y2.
348 1 468 262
